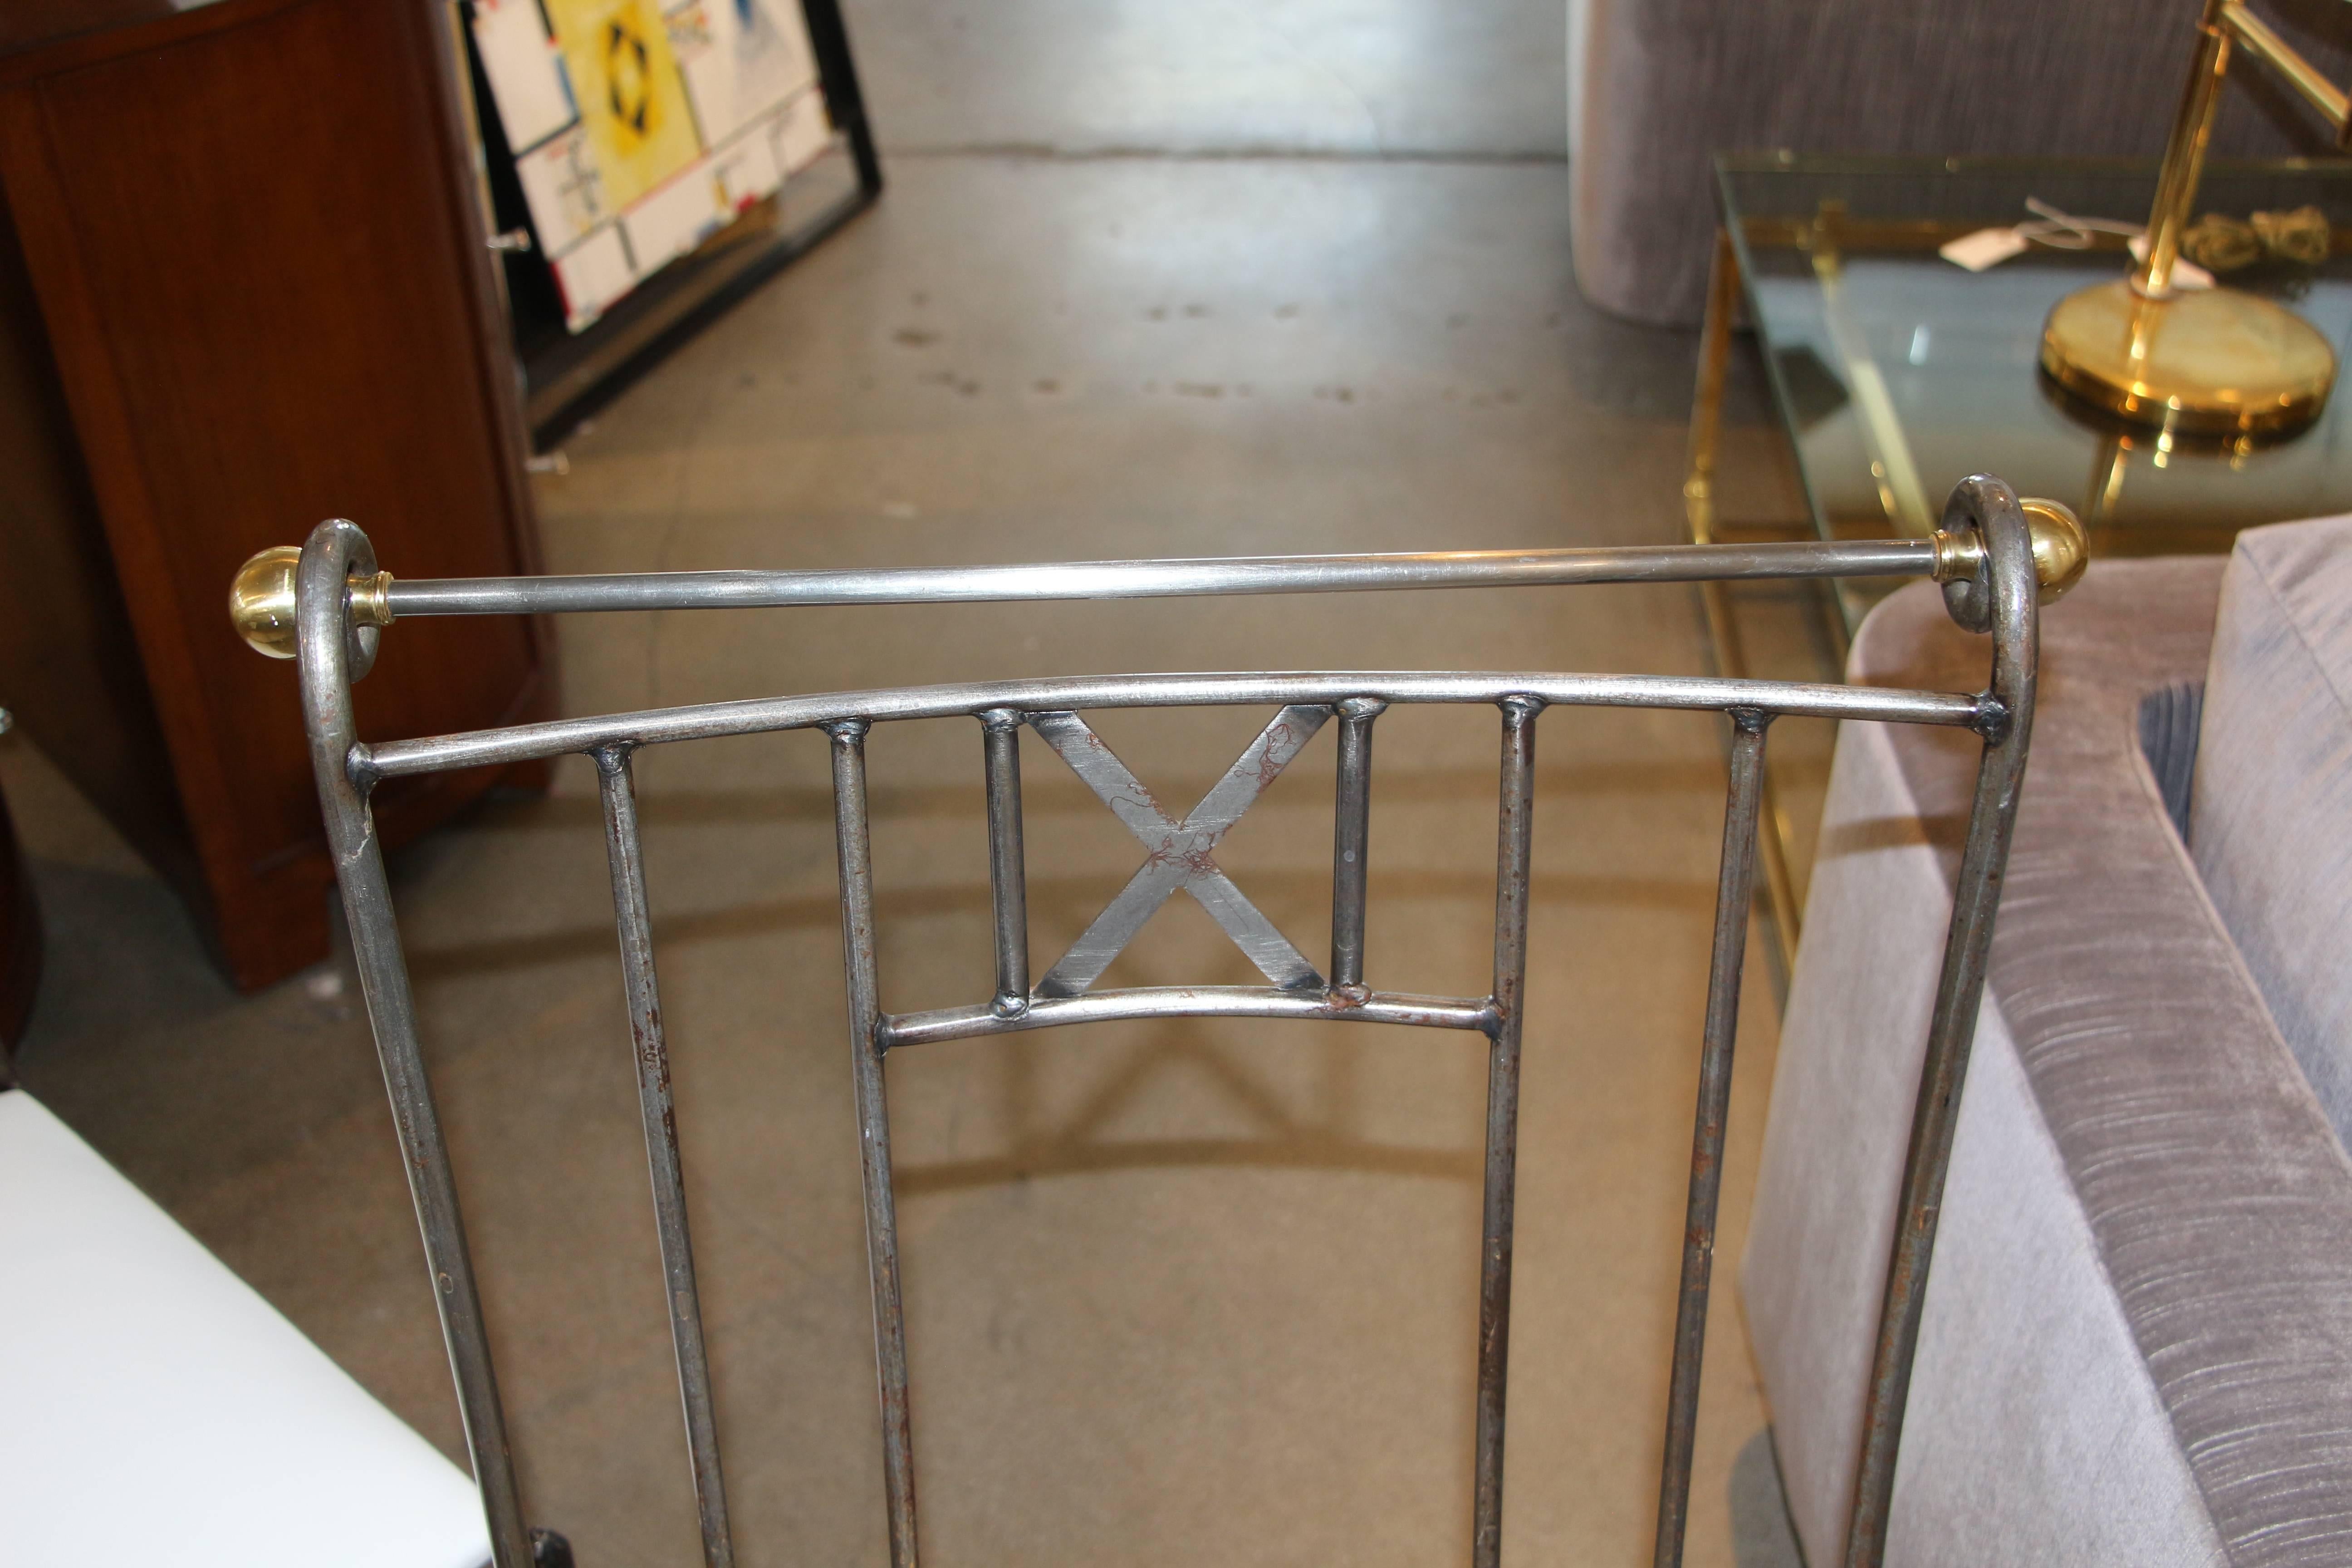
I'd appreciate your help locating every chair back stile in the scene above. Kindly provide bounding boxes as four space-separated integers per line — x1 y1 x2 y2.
252 475 2063 1568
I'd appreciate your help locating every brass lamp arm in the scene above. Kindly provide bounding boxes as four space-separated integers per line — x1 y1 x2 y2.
2043 0 2344 439
2219 2 2352 146
2142 0 2352 299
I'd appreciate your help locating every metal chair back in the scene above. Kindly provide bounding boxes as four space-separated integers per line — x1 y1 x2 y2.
250 473 2054 1568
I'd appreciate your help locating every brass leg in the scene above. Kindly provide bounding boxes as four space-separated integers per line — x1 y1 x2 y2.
1686 229 1806 963
1807 220 1932 540
2084 430 2129 544
1682 229 1738 549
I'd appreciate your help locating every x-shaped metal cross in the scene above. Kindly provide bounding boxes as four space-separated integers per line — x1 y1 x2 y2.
1029 705 1330 998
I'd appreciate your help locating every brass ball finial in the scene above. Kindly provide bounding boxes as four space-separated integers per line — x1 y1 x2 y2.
230 545 396 659
1930 497 2089 607
2020 498 2088 603
229 546 304 659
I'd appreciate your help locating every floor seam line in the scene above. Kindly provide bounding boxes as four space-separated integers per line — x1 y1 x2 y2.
876 144 1570 167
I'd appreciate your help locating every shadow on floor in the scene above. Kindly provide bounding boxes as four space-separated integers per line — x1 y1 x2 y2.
1730 1426 1808 1568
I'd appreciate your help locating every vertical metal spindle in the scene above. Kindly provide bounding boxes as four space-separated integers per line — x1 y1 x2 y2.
1684 228 1808 962
1651 710 1770 1568
1474 695 1542 1568
594 744 734 1568
293 520 533 1568
829 718 920 1568
1328 696 1385 998
342 800 533 1568
980 709 1030 1015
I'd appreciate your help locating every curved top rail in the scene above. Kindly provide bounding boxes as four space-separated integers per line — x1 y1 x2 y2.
356 667 1985 782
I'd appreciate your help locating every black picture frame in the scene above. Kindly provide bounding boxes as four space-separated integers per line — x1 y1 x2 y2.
461 0 883 450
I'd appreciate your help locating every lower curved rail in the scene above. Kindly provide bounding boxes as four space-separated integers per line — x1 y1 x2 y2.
879 985 1499 1048
356 667 1984 782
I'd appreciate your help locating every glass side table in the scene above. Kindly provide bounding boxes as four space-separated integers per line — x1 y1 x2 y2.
1686 152 2352 952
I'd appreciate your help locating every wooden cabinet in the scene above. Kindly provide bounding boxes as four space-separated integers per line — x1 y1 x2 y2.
0 0 552 990
0 769 37 1058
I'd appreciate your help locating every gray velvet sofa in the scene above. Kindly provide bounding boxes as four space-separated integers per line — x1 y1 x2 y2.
1568 0 2352 325
1742 516 2352 1564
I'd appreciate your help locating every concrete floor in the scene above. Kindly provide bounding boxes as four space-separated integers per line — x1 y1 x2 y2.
4 2 1823 1563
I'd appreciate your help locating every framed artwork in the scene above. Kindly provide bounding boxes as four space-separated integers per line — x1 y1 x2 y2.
470 0 849 334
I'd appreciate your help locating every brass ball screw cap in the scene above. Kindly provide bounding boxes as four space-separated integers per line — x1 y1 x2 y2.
1930 497 2090 623
229 545 392 659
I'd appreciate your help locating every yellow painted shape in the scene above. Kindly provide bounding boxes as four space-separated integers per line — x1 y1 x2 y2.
547 0 705 211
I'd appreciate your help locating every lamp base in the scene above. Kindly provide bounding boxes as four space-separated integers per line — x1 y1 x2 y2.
2039 277 2335 438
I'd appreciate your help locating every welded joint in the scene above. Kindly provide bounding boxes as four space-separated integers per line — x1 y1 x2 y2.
978 706 1023 734
345 743 382 796
1729 706 1772 737
824 716 872 743
590 741 640 776
1972 695 2014 744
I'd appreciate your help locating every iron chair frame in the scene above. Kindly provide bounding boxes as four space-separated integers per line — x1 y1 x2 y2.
264 474 2046 1568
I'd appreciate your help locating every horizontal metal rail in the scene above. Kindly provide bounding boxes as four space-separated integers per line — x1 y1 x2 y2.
380 537 1937 618
358 670 1983 781
879 985 1497 1048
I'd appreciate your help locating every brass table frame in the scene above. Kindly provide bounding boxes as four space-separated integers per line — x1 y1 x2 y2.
1687 201 2090 960
1686 225 1822 956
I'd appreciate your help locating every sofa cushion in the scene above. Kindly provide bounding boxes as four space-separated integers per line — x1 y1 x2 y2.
1745 709 2225 1567
2193 514 2352 1152
1746 557 2352 1566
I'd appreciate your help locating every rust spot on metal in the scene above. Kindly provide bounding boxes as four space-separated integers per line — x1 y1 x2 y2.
1254 721 1298 786
1111 779 1163 815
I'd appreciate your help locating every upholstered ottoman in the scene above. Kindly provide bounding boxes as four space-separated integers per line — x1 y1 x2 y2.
1 1088 491 1568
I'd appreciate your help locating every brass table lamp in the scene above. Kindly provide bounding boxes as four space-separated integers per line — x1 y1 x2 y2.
2041 0 2346 438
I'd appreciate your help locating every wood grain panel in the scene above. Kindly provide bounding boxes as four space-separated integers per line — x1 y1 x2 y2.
0 0 549 987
